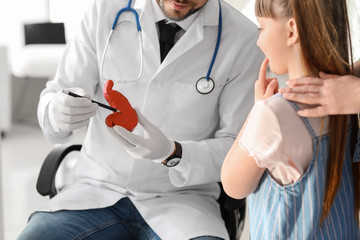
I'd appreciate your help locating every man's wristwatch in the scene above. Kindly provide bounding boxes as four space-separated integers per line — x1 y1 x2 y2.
162 141 182 167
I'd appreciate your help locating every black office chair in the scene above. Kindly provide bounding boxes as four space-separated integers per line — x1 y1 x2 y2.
24 22 66 45
36 144 246 240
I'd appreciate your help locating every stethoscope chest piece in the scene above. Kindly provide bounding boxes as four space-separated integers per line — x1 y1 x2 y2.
196 77 215 94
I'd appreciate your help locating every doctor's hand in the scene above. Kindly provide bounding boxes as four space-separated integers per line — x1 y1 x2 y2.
254 58 279 103
112 108 175 163
48 88 98 132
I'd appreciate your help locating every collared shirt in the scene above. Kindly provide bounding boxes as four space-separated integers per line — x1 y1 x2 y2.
151 0 201 43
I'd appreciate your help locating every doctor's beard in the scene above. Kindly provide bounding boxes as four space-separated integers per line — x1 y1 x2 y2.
158 0 206 21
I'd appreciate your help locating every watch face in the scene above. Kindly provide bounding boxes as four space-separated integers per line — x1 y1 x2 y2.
166 158 180 167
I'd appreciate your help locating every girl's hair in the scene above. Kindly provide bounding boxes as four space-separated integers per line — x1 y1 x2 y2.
255 0 360 225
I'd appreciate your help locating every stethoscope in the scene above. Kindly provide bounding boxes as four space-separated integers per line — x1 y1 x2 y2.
100 0 222 95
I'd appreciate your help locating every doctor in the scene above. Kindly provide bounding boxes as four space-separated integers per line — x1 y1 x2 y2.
18 0 263 239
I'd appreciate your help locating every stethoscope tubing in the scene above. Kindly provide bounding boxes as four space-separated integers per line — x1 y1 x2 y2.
205 0 222 81
196 0 222 94
101 28 144 83
112 8 141 31
101 0 222 94
101 0 143 83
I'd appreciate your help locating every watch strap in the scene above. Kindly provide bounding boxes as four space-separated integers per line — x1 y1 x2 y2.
162 141 182 167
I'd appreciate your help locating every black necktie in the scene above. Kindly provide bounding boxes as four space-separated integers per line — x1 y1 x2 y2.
158 20 181 62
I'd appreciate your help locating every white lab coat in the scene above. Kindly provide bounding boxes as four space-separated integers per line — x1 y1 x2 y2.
37 0 264 239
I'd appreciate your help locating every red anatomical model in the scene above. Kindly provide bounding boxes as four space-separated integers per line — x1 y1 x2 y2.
103 80 138 131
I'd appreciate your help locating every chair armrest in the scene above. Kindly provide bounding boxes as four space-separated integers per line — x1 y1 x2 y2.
36 144 82 198
218 182 246 240
224 195 246 211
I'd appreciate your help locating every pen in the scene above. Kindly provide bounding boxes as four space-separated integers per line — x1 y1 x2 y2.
62 90 120 112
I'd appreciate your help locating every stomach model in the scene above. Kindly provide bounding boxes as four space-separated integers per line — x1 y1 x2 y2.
103 80 138 131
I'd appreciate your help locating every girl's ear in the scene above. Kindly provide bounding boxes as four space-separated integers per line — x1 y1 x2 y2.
287 18 299 46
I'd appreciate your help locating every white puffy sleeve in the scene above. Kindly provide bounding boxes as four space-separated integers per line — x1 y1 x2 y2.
239 98 313 185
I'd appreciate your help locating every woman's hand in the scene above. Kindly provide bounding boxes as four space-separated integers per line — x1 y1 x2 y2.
279 72 360 116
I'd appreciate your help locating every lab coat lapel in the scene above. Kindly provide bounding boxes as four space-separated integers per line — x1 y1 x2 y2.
157 0 219 72
133 0 220 75
134 0 161 67
159 19 203 69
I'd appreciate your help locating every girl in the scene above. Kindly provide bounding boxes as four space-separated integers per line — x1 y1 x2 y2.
221 0 360 239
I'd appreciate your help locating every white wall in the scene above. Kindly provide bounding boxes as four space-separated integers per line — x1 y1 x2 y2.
0 0 93 59
348 0 360 61
49 0 94 42
1 0 47 47
227 0 257 25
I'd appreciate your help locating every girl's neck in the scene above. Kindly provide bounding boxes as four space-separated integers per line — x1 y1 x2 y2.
287 46 307 79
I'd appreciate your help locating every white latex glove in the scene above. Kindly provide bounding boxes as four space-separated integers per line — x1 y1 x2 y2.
113 108 175 163
48 88 98 131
